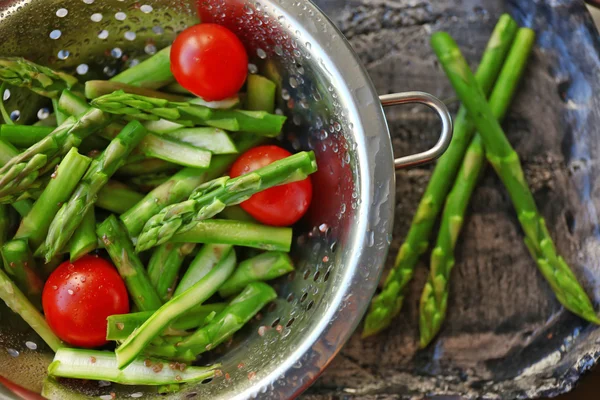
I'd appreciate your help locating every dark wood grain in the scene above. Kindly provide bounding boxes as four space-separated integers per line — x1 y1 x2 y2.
305 0 600 398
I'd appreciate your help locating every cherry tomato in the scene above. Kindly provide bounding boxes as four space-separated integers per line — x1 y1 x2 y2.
170 23 248 101
230 145 313 226
42 255 129 348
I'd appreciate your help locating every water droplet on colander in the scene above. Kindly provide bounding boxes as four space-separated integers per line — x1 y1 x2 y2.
2 89 9 101
99 395 113 400
115 11 127 21
273 45 283 56
145 44 157 55
57 50 70 60
6 348 19 357
281 88 290 100
10 110 20 122
111 48 123 58
49 29 61 40
25 341 37 350
129 59 140 68
243 4 254 14
98 30 109 39
76 64 89 75
124 31 136 41
256 48 267 59
289 76 298 88
152 26 164 35
91 13 102 22
140 4 153 13
248 63 258 74
56 8 68 17
37 107 50 119
83 0 94 3
130 393 143 398
98 380 111 387
103 66 116 77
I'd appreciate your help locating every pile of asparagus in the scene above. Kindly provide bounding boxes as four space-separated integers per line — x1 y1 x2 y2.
363 15 600 346
0 48 317 390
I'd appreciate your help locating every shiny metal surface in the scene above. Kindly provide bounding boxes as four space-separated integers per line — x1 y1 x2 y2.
380 92 453 169
0 0 447 398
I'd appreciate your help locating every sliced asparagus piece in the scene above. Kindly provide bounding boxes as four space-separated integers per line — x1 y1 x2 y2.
96 181 145 214
136 151 317 251
53 98 68 125
0 138 18 165
246 74 276 113
97 215 162 311
0 124 54 147
118 157 180 176
219 251 294 297
85 80 187 101
68 208 97 262
106 303 227 340
91 90 286 136
363 14 519 337
150 283 277 362
115 248 236 368
41 120 147 260
148 242 197 302
431 32 600 324
1 239 43 307
171 220 293 252
121 134 266 237
164 128 237 154
218 205 256 222
174 244 234 296
15 148 91 249
12 200 33 217
0 267 65 351
129 173 171 192
48 348 218 385
110 46 173 89
0 57 78 98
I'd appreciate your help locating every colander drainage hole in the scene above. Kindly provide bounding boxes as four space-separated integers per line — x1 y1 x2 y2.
300 292 308 303
307 300 315 311
286 317 296 328
185 393 197 399
303 269 310 280
201 377 213 385
313 270 321 282
271 318 281 328
323 267 332 282
286 293 294 303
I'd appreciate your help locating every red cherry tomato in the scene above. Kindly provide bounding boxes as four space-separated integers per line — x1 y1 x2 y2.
42 255 129 348
230 145 313 226
170 23 248 101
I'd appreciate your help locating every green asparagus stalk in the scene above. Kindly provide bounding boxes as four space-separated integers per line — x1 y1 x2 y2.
431 31 600 324
171 220 292 252
48 348 218 385
115 247 236 368
363 14 519 337
0 205 7 246
0 267 65 351
1 239 43 307
106 303 227 341
136 151 317 251
174 244 234 296
129 173 171 192
0 137 17 164
96 181 145 214
91 90 287 136
148 242 197 302
164 128 237 154
246 74 276 113
110 46 173 89
0 108 112 200
121 134 266 237
85 80 187 102
219 251 294 298
15 148 91 249
0 57 78 98
419 29 536 347
97 215 162 311
0 124 54 147
118 157 180 176
150 283 277 361
41 121 147 260
42 378 91 400
11 200 33 217
218 205 256 222
41 255 64 281
68 208 97 261
53 98 68 125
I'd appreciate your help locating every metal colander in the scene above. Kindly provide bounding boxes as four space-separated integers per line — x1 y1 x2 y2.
0 0 452 398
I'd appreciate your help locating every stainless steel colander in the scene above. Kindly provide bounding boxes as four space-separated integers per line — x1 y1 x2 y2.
0 0 452 398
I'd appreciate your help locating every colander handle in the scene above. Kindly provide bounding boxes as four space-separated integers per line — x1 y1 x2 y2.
380 91 453 169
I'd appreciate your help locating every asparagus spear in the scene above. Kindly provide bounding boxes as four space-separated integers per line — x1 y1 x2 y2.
68 208 97 262
85 80 187 102
121 134 266 237
96 181 145 214
0 137 17 164
110 46 173 89
432 32 600 324
41 121 147 260
97 215 162 311
174 244 234 296
0 124 54 147
115 247 236 368
164 128 237 154
363 15 519 337
91 90 287 136
148 242 197 302
0 108 112 200
53 98 68 125
118 157 180 176
218 205 256 222
136 151 317 251
246 74 276 113
219 251 294 298
0 57 78 98
419 29 536 347
129 173 171 192
107 303 227 340
1 239 43 307
11 200 33 217
150 283 277 362
171 220 292 252
48 348 218 385
15 148 91 249
0 205 7 246
0 267 65 351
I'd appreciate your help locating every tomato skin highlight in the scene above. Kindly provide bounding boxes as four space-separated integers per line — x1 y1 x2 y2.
230 145 313 226
42 255 129 348
170 23 248 101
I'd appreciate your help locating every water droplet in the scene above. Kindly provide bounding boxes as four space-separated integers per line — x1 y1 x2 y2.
6 348 19 358
83 0 94 3
49 29 61 40
274 45 283 56
98 30 109 39
76 64 89 75
152 26 164 35
57 50 70 60
2 89 9 101
248 63 258 74
37 107 50 119
130 393 143 398
281 88 290 100
91 13 102 22
124 31 136 41
10 110 20 121
129 59 140 68
56 8 68 17
25 341 37 350
115 11 127 21
289 76 298 88
256 48 267 59
144 44 157 55
111 47 123 58
140 4 153 13
100 395 113 400
98 380 111 387
243 4 254 14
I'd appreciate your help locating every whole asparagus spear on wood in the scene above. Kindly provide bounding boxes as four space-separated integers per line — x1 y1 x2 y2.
419 28 537 348
431 32 600 324
0 57 78 98
41 120 147 260
135 151 317 252
363 15 519 337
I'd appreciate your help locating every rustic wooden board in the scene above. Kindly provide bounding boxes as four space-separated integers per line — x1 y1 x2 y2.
305 1 600 398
